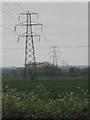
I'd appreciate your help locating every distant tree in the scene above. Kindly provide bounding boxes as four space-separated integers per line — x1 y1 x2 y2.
36 62 61 76
22 68 26 80
69 67 77 77
80 68 88 76
11 69 17 76
76 68 80 77
25 65 37 81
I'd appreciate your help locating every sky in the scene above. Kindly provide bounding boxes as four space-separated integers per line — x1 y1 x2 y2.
2 2 88 67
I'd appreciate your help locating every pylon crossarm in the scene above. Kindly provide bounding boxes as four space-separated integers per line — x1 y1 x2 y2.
19 34 40 38
34 35 40 42
31 21 42 24
32 23 43 31
15 21 27 31
20 23 42 26
17 31 40 39
32 32 39 35
18 13 27 20
18 31 30 42
20 23 43 31
15 22 43 31
28 12 38 18
22 35 40 41
18 12 38 20
29 12 38 15
32 34 40 37
29 12 38 20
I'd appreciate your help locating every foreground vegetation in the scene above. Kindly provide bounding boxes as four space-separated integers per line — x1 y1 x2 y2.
2 84 88 119
2 76 89 119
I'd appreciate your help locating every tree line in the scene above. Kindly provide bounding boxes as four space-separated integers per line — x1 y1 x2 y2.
2 62 88 78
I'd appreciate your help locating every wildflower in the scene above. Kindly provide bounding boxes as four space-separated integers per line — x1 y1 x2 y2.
77 87 80 89
5 85 9 89
70 92 73 96
58 95 61 98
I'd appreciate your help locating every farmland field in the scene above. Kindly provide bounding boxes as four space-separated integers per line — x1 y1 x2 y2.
2 76 88 119
2 76 88 98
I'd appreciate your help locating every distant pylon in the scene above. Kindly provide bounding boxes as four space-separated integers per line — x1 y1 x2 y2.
15 11 43 80
49 46 60 66
61 60 69 67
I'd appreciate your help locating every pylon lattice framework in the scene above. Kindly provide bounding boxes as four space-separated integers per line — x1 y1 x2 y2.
50 46 60 66
15 11 43 74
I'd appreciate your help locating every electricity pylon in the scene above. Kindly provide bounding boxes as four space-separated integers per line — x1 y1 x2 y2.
49 46 60 66
15 11 43 80
61 60 69 67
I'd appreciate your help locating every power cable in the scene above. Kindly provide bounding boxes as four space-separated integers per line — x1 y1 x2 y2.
1 45 89 50
3 10 16 20
42 31 51 47
2 37 25 43
4 2 19 15
0 24 19 35
14 2 27 12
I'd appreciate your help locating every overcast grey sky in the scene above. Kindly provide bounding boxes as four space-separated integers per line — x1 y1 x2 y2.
2 2 88 67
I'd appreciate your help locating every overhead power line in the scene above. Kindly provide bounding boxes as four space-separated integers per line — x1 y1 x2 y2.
0 24 19 35
4 2 19 15
42 31 51 47
2 37 25 43
3 38 17 43
2 37 89 48
3 10 16 20
14 2 27 12
57 45 89 48
1 45 89 49
3 2 26 22
2 47 24 49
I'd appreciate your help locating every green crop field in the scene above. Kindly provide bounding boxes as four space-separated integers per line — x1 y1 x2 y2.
2 76 88 119
2 76 88 98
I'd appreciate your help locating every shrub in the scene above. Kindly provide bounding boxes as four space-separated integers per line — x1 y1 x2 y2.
2 85 89 119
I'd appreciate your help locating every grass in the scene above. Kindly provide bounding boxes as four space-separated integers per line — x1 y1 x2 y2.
3 76 88 98
2 76 89 119
2 84 88 119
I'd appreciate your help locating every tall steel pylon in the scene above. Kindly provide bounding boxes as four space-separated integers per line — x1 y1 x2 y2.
49 46 60 66
15 11 43 79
